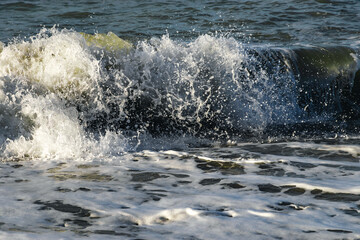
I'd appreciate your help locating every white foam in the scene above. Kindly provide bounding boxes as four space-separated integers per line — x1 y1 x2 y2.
0 28 129 159
4 94 86 159
0 28 100 101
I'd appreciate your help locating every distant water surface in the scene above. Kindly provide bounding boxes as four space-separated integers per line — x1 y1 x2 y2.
1 0 360 46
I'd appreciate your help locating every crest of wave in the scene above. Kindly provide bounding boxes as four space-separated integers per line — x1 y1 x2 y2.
0 27 102 101
0 28 127 160
0 28 299 159
116 34 298 135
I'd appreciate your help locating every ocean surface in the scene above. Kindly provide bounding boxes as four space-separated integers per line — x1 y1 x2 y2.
1 0 360 239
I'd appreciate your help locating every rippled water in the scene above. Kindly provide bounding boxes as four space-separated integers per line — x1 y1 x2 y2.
1 1 360 239
1 0 360 46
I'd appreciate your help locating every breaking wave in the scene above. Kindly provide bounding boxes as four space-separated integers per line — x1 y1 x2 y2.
0 28 359 159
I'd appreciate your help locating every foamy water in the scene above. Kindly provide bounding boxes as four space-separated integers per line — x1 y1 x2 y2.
1 141 360 239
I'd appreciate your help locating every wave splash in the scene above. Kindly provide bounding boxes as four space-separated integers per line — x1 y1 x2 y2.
0 28 359 159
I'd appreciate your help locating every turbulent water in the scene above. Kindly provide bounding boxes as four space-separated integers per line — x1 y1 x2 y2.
0 1 360 239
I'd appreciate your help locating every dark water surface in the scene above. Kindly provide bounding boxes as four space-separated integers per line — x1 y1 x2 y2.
1 0 360 46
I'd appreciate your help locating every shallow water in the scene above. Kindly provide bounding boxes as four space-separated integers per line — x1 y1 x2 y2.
1 0 360 239
1 140 360 239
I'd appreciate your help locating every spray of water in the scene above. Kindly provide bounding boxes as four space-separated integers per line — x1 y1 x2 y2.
5 27 353 160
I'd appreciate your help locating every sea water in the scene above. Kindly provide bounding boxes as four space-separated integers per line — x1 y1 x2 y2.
0 1 360 239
